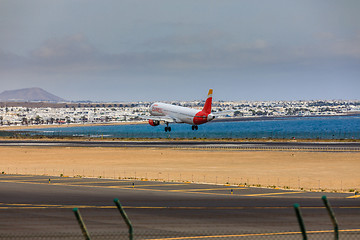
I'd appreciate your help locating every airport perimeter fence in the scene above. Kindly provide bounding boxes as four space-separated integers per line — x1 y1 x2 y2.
9 130 360 140
1 197 360 240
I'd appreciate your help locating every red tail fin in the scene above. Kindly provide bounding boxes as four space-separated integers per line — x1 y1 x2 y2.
202 89 213 114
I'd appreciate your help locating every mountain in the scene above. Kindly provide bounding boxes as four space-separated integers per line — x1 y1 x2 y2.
0 87 66 102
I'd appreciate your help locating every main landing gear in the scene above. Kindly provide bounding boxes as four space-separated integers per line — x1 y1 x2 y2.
192 125 198 131
165 123 171 132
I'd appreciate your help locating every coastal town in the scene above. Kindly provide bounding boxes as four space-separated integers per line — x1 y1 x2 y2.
0 99 359 127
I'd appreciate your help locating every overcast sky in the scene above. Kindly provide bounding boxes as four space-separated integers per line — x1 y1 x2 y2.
0 0 359 101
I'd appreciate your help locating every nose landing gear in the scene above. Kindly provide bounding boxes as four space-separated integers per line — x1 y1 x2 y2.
192 125 198 130
165 123 171 132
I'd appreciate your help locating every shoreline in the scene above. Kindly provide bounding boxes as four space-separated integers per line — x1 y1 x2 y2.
0 136 359 143
0 121 146 131
1 113 359 131
214 112 360 122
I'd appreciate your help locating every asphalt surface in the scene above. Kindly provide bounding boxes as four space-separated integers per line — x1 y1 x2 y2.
0 140 359 151
0 175 359 239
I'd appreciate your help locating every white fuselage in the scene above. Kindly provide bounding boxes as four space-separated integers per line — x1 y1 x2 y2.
150 102 211 125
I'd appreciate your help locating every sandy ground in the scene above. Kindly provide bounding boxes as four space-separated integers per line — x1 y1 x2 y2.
0 146 359 192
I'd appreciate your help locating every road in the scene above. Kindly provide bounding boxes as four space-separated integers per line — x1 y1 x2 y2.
0 175 359 239
0 139 359 151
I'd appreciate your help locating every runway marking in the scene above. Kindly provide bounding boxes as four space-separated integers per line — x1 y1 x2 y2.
0 179 185 188
49 182 131 186
0 206 115 209
346 195 360 199
0 179 189 187
169 188 246 192
48 180 125 184
0 175 39 178
128 187 240 196
122 183 190 187
123 206 360 210
0 178 354 198
57 183 190 190
1 202 360 210
1 178 242 197
130 205 354 210
242 191 303 197
0 179 214 192
147 229 360 240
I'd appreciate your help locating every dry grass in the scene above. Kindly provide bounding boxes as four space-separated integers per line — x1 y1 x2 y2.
0 146 359 192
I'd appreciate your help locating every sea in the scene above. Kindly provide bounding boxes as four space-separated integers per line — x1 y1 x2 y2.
14 115 360 140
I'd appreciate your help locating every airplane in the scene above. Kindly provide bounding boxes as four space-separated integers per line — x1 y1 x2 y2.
141 89 230 132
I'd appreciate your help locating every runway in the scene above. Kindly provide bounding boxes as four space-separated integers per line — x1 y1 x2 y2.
0 175 359 239
0 139 359 151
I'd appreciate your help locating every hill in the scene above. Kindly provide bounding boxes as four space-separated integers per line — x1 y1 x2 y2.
0 87 65 102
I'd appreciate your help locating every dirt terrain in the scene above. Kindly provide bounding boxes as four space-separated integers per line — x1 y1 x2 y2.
0 146 359 192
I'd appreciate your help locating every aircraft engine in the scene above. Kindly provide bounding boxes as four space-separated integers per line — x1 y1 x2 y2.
148 119 160 126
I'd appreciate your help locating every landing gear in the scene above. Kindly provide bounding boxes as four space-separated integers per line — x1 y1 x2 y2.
192 125 198 130
165 123 171 132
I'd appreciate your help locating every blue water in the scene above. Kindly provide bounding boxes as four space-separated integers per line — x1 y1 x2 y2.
17 115 360 139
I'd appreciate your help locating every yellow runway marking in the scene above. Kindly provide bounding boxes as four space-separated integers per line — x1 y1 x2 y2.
242 191 303 197
0 179 239 196
0 181 346 198
346 195 360 199
51 184 188 190
51 180 124 184
147 229 360 240
0 179 141 189
2 179 222 196
169 188 246 192
134 205 351 209
129 187 237 196
0 180 33 183
1 202 360 210
0 180 189 189
0 205 115 210
124 206 360 210
0 175 40 178
102 186 350 199
0 202 115 209
0 180 244 196
125 183 190 187
0 178 354 198
49 182 128 186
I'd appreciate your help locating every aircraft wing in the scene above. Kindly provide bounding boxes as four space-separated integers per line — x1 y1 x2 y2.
139 115 175 123
212 110 235 117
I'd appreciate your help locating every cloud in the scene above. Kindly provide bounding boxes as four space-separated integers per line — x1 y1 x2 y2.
141 30 225 51
0 49 28 71
1 32 360 78
329 36 360 58
31 34 96 60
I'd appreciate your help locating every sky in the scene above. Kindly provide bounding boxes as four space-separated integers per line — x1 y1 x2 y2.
0 0 359 102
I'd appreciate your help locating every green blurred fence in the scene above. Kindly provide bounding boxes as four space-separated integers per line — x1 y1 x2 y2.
0 197 359 239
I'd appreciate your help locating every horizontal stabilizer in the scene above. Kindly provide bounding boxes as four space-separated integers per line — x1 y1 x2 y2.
212 110 234 117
